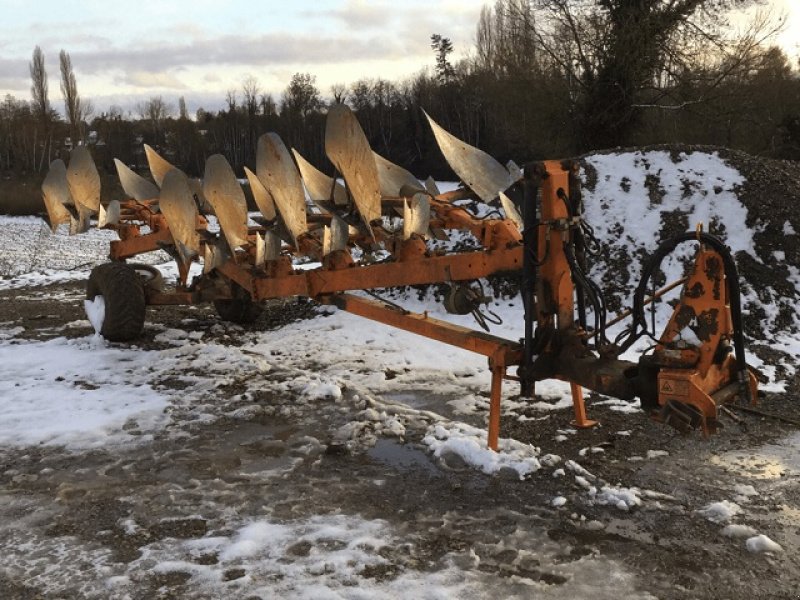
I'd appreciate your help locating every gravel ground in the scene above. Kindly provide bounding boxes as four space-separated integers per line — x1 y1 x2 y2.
0 279 798 599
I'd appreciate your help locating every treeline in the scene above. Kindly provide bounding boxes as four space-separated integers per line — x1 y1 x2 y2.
1 0 799 191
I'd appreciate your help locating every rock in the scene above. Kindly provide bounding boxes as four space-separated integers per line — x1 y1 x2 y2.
439 450 468 471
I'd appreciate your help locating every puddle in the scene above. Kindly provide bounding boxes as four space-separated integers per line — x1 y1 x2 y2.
382 390 473 422
367 439 442 476
710 432 800 480
383 391 444 412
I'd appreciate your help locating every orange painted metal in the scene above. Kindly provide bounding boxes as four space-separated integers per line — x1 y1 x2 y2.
235 243 524 301
488 366 505 450
110 226 173 260
654 248 758 433
569 383 598 429
320 293 522 451
321 293 521 361
100 160 757 446
537 161 575 330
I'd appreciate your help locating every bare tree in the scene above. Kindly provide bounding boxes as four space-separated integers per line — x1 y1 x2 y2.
225 90 237 112
476 0 777 151
330 83 348 104
281 73 322 119
136 96 171 142
178 96 188 120
29 46 51 170
59 49 91 144
259 93 276 116
242 76 260 118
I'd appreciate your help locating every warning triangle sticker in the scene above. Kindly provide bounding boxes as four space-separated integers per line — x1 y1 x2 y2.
662 381 673 392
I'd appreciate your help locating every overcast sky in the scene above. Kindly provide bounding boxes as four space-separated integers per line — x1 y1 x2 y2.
1 0 797 117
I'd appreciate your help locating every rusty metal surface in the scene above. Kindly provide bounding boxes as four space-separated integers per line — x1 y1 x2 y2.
322 215 349 256
42 159 75 232
424 110 514 203
160 169 200 263
243 166 277 221
373 151 423 196
499 191 523 231
203 154 250 254
292 148 348 206
114 159 159 202
143 144 177 188
403 194 430 240
257 134 308 245
66 146 101 215
325 104 382 233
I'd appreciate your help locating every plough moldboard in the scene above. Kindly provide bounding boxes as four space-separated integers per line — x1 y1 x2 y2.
41 104 758 450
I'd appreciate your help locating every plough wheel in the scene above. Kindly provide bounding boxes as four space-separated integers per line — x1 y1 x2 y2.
86 262 146 341
129 263 164 292
214 282 263 324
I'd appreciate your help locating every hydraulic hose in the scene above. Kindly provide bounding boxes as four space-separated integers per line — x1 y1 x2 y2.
623 231 751 403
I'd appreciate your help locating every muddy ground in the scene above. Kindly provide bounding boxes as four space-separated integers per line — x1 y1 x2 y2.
0 280 799 599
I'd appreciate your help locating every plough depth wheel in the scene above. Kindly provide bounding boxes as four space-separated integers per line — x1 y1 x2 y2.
86 262 146 342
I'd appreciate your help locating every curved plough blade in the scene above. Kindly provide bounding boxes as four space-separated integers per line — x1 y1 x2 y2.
506 160 523 182
424 176 441 197
143 144 177 188
244 166 277 222
203 154 250 254
41 159 77 233
292 148 348 207
66 146 101 222
373 152 423 197
160 169 201 264
203 239 230 274
264 231 282 261
423 110 514 203
98 200 121 228
254 232 266 268
403 193 430 240
325 104 381 234
322 214 349 256
499 191 523 232
114 158 159 202
257 133 308 246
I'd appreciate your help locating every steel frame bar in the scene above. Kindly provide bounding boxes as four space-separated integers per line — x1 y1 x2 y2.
321 293 522 450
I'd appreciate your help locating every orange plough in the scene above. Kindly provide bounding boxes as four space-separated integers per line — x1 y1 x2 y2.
41 105 758 449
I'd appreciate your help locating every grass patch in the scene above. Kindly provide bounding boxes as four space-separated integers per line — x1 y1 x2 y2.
0 171 127 217
0 175 45 216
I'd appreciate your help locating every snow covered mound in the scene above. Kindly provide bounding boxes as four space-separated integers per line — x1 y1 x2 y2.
579 148 800 379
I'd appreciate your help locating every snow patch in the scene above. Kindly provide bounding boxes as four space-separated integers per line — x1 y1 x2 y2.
422 422 541 479
745 534 783 554
721 524 758 538
698 500 741 524
84 295 105 334
302 380 343 402
0 336 169 448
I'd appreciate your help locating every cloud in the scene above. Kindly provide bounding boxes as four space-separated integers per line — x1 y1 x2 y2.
61 32 409 75
322 0 391 29
0 57 30 95
115 70 188 90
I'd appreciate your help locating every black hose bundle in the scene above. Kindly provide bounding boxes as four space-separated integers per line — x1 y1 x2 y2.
556 188 610 344
620 231 751 402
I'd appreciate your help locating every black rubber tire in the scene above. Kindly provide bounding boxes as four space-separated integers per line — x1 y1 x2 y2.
129 263 164 292
86 262 146 341
213 282 263 324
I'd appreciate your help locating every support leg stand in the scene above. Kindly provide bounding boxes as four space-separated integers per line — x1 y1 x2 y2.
570 383 598 429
